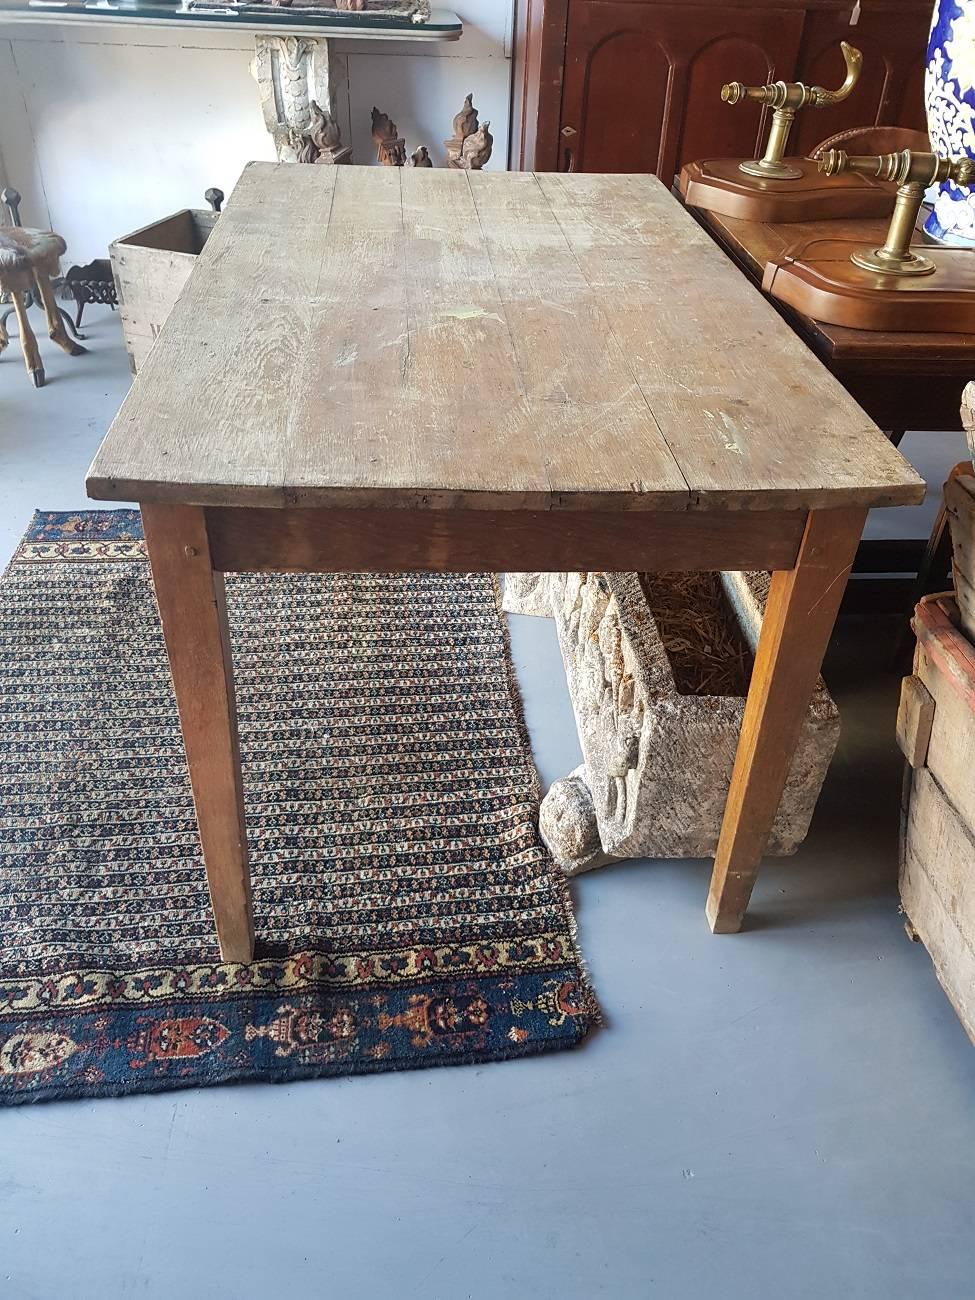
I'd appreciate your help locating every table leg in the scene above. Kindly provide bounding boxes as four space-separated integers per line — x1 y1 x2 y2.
706 507 867 933
141 503 254 963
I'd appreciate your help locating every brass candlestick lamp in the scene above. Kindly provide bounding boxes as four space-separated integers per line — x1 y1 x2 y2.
722 41 862 180
818 148 975 274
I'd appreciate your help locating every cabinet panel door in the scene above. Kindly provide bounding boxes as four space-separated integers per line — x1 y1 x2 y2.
793 8 930 155
559 1 803 177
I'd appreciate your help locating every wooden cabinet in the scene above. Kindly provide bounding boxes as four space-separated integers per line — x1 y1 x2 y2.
558 4 804 178
792 7 931 154
512 0 931 175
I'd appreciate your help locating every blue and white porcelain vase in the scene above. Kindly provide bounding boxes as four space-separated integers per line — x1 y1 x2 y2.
925 0 975 245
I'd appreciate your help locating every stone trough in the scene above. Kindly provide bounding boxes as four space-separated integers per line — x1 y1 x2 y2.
504 571 840 875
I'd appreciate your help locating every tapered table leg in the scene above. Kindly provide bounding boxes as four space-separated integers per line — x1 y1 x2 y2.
706 507 867 933
141 503 254 962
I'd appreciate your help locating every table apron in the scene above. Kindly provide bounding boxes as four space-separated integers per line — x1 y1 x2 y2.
199 506 811 574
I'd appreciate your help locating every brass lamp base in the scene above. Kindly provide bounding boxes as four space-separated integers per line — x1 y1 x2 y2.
850 245 937 276
739 157 803 180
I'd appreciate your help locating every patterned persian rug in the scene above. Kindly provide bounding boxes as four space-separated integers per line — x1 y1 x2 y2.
0 512 596 1105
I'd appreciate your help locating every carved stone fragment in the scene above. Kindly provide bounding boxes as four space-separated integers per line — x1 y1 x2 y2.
508 570 840 872
502 572 553 617
252 35 349 163
539 766 616 874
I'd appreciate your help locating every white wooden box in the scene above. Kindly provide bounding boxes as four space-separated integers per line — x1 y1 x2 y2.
898 594 975 1045
110 208 218 375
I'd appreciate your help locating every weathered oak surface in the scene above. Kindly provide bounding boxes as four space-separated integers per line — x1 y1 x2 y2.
88 164 923 514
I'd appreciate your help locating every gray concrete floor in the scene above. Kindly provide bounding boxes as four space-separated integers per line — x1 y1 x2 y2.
2 307 975 1300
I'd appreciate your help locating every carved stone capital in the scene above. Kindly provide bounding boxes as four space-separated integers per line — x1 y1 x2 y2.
252 35 350 163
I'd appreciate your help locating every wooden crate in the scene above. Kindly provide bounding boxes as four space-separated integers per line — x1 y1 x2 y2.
110 209 217 374
898 594 975 1044
946 468 975 643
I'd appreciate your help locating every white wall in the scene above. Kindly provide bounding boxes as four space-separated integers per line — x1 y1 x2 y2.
0 2 511 264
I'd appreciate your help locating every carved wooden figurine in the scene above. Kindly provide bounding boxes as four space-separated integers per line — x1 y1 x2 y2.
371 107 407 166
296 100 352 165
452 93 478 142
445 93 493 169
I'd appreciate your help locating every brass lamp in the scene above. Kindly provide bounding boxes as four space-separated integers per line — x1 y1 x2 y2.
722 41 862 180
818 148 975 275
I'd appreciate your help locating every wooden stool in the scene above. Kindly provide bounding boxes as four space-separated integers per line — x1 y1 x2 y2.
0 187 86 388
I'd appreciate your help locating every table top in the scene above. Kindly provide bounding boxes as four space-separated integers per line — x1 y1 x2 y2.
0 1 461 38
693 205 975 374
87 164 924 514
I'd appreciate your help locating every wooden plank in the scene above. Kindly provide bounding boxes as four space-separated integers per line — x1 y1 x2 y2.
706 506 867 932
203 504 808 575
537 173 924 511
913 601 975 833
946 472 975 642
896 674 936 769
110 244 198 373
89 164 923 513
224 159 340 215
914 595 975 714
901 766 975 1046
465 170 689 503
295 168 687 510
141 503 254 964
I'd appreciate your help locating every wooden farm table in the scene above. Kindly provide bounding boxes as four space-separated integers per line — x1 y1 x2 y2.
87 163 924 962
